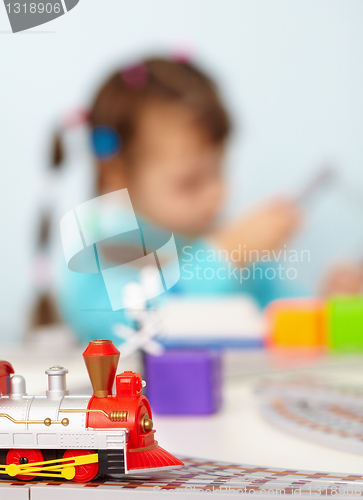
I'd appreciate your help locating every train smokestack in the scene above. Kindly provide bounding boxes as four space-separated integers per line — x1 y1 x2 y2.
83 340 120 398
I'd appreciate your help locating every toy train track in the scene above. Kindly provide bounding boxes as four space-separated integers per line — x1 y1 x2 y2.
257 379 363 455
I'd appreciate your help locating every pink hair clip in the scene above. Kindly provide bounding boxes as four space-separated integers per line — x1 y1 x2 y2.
170 44 194 64
61 108 89 129
121 62 148 89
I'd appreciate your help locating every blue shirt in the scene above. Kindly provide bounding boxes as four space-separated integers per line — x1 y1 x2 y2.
57 234 305 345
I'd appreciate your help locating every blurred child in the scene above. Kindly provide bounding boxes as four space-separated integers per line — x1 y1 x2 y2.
51 57 363 343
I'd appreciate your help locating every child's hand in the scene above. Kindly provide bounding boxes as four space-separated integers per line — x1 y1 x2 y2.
237 199 301 254
321 263 363 296
210 198 301 264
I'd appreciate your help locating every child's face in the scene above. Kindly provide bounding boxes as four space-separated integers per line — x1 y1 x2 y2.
128 102 226 236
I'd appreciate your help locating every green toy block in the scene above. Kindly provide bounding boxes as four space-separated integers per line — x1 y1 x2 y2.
328 296 363 351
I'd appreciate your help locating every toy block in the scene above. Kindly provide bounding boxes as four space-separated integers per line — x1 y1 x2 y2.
266 299 326 347
328 296 363 351
144 350 222 415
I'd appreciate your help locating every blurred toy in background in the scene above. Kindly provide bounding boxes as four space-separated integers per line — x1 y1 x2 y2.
157 296 265 349
328 296 363 351
145 349 223 415
266 298 327 348
266 295 363 351
0 340 183 483
111 269 223 416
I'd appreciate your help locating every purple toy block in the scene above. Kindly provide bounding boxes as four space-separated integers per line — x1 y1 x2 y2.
144 350 222 415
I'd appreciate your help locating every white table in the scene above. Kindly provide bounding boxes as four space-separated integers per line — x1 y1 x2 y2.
156 370 363 475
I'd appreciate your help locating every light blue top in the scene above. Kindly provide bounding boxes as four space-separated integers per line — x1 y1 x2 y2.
57 233 305 345
173 237 304 307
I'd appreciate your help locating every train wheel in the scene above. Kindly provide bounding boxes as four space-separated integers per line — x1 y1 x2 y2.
63 449 98 483
6 449 44 481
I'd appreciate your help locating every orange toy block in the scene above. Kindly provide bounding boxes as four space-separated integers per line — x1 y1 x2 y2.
265 298 327 347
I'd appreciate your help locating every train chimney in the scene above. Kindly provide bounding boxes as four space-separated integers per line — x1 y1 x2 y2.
83 340 120 398
46 366 69 399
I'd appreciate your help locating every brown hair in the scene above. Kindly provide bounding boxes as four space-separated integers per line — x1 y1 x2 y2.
89 57 231 154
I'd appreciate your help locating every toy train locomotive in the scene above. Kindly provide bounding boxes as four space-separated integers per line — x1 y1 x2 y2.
0 339 183 482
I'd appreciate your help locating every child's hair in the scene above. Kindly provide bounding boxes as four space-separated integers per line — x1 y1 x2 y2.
53 56 231 167
89 57 231 159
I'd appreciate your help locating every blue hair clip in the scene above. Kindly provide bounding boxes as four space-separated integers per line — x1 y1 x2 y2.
91 126 121 159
